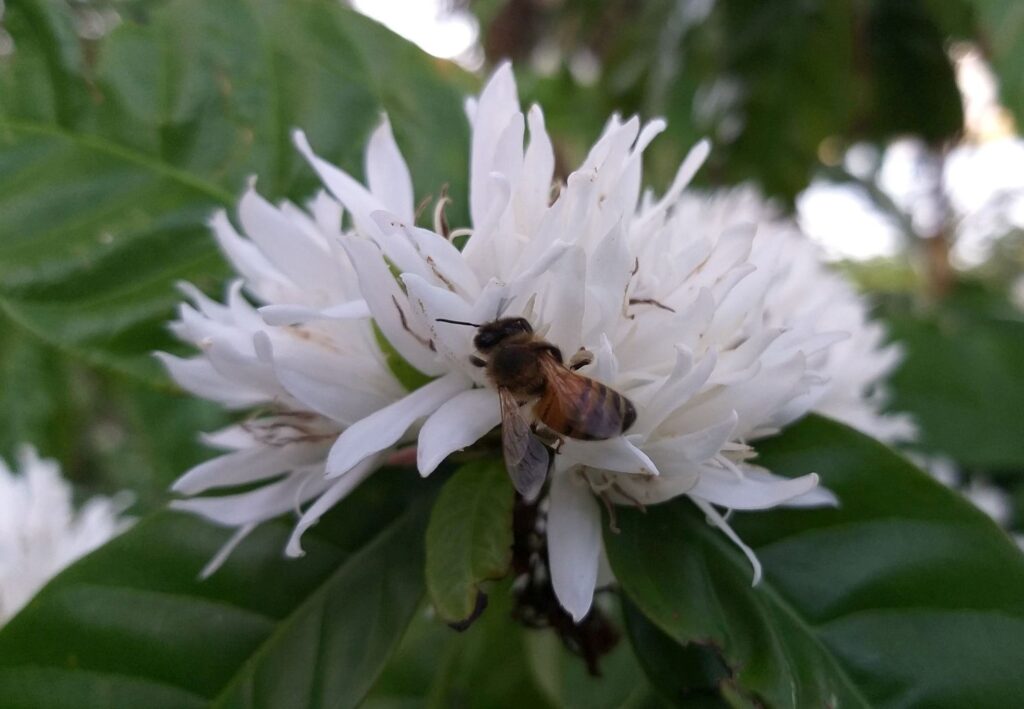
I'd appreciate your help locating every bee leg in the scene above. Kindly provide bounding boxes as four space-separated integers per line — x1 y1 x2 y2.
469 354 486 368
568 348 594 371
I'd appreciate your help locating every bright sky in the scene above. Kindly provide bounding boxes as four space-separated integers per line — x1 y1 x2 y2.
799 45 1024 264
351 0 482 68
353 3 1023 266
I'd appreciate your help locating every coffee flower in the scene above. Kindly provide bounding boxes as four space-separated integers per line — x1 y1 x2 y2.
671 187 915 443
157 184 407 569
0 447 131 625
164 64 903 620
293 65 851 618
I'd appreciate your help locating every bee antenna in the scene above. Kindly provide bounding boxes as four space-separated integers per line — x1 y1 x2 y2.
435 318 481 328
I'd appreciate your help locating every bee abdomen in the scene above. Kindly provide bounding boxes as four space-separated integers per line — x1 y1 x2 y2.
538 381 636 441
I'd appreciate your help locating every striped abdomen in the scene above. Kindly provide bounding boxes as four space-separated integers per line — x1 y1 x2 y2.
534 361 636 440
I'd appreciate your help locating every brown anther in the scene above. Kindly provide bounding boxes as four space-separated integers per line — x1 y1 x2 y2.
391 294 435 350
600 493 621 534
611 482 647 513
414 193 434 221
628 297 676 313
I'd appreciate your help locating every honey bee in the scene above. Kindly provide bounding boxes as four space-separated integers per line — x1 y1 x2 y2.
436 317 637 499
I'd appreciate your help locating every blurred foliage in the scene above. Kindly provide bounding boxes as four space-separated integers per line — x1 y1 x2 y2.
0 0 470 506
425 459 515 625
471 0 965 200
883 282 1024 470
973 0 1024 126
0 0 471 381
366 591 661 708
1 0 1024 706
0 469 437 709
611 415 1024 708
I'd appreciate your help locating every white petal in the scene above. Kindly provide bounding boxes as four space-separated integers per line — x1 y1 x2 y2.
690 467 822 510
548 468 602 622
561 437 659 476
640 349 718 434
613 119 666 217
612 465 701 505
199 523 256 579
325 372 468 477
538 245 587 353
272 361 394 427
469 62 520 227
676 353 807 438
172 444 328 495
199 425 257 451
155 353 266 409
172 466 331 527
583 222 632 343
637 138 711 231
401 272 476 367
373 214 481 297
293 130 383 237
587 334 618 384
340 236 446 376
464 171 513 270
258 300 370 326
207 211 287 301
366 116 415 222
644 411 738 465
237 184 339 291
738 467 839 508
286 455 379 557
692 497 762 585
417 388 501 475
307 190 343 235
199 335 282 398
518 104 555 231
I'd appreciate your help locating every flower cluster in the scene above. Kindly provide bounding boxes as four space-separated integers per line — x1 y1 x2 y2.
0 447 131 625
674 187 915 443
162 64 910 619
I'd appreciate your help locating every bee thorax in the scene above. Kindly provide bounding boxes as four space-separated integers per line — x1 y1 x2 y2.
487 344 548 397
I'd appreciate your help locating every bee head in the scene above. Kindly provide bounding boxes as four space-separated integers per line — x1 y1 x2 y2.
473 317 533 353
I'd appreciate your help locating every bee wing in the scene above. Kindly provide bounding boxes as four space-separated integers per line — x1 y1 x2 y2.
538 356 635 440
499 388 551 501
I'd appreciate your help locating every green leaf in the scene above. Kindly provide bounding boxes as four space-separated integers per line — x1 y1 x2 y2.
609 415 1024 708
621 600 734 708
78 377 232 510
973 0 1024 126
0 313 73 462
0 0 469 380
370 581 665 708
365 590 556 709
864 0 964 144
523 612 664 709
885 288 1024 469
425 459 514 624
0 470 435 709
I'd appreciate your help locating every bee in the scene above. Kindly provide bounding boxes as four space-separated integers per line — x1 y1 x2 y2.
436 317 636 499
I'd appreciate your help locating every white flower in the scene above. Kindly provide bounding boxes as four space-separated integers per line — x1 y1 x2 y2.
165 63 882 620
289 64 847 620
0 446 131 626
669 187 915 442
158 180 408 570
